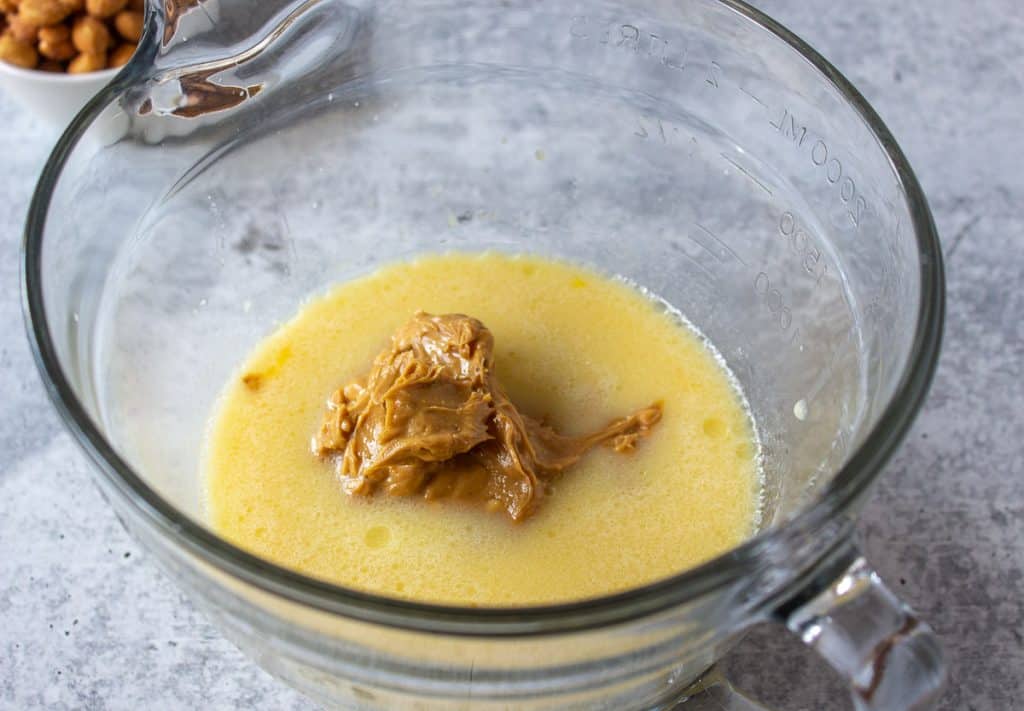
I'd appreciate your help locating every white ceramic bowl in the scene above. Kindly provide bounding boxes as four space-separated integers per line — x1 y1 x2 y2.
0 60 118 128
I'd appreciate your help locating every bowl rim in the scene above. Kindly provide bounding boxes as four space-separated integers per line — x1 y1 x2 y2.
21 0 945 636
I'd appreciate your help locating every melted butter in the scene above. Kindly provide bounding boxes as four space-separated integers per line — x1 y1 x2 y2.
204 253 761 605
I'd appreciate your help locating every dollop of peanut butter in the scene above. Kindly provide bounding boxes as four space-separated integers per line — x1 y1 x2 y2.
314 312 662 521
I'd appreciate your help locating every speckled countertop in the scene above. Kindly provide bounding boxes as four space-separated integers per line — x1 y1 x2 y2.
1 1 1021 709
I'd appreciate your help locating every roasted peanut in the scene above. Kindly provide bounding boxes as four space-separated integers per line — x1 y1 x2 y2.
67 48 103 72
38 23 75 59
71 13 108 53
112 8 139 41
35 21 65 41
107 39 132 66
39 39 75 60
17 0 69 25
2 0 138 74
7 13 36 41
84 0 124 19
0 32 38 68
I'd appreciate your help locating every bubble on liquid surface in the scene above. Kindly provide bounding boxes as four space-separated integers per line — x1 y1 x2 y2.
364 526 391 548
703 417 726 438
793 399 808 421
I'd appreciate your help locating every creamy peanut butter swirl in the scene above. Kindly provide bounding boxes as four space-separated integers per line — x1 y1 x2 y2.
314 312 662 520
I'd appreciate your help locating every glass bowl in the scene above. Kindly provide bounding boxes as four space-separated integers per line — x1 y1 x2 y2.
23 0 946 708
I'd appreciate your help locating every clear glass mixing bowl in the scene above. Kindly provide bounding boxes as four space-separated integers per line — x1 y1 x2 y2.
23 0 946 708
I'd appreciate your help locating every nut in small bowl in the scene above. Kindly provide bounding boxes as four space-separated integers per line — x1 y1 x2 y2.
0 0 142 126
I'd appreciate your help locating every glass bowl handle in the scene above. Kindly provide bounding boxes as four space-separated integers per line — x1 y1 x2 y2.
684 547 946 710
782 551 945 709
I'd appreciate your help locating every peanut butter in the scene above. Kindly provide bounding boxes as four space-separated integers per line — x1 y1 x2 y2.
314 312 662 521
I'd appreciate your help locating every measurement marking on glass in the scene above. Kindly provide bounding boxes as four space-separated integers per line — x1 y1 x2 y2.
738 86 766 108
719 152 773 196
694 222 749 266
705 61 722 88
769 107 871 229
668 241 718 281
635 117 668 143
753 270 799 338
779 211 828 286
685 231 722 262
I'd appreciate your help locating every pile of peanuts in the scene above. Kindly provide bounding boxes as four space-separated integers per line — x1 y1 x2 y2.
0 0 142 73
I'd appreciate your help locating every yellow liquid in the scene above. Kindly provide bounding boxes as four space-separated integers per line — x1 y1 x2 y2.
205 253 760 605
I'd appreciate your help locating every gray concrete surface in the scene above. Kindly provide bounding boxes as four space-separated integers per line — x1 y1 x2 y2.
1 0 1021 708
